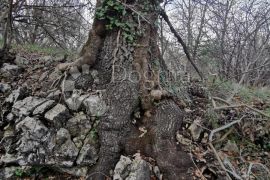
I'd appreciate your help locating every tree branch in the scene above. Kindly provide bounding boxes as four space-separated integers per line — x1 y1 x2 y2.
159 8 204 80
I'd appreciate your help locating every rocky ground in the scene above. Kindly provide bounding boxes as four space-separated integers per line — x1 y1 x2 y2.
0 51 269 179
0 52 166 179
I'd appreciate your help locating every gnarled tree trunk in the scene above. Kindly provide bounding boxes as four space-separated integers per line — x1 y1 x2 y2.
65 0 194 179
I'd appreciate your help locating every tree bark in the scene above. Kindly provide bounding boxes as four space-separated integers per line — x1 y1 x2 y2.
63 0 194 179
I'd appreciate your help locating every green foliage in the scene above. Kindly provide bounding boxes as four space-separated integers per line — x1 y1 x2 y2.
209 78 234 94
264 107 270 116
264 141 270 151
237 86 270 103
96 0 147 44
14 168 24 177
14 166 50 178
88 118 100 142
0 37 71 57
96 0 124 20
12 43 70 56
205 108 220 128
209 78 270 103
89 128 98 141
0 38 3 48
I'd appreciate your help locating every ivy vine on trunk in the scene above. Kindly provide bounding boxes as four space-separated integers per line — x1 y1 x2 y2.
59 0 194 179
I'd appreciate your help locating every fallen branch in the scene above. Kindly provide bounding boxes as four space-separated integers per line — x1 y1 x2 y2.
212 96 230 105
213 127 233 144
208 116 246 180
159 9 204 80
214 104 270 118
208 143 234 180
210 96 270 179
214 104 245 111
209 116 245 142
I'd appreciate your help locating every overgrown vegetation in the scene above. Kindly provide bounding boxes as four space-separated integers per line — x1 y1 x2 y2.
13 43 70 56
209 78 270 105
0 38 3 48
96 0 136 43
14 166 52 178
0 37 71 57
96 0 156 43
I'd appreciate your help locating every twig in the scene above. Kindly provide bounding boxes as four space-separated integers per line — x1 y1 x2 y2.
213 96 270 118
210 96 270 179
213 127 233 144
245 104 270 118
210 142 243 179
209 116 244 142
212 96 230 105
211 98 217 108
50 74 64 89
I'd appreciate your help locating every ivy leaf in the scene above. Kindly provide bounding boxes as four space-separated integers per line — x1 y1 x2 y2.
122 9 127 16
107 0 114 6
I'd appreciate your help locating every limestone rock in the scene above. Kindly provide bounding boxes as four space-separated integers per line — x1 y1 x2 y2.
73 137 83 149
6 113 15 122
113 155 151 180
66 112 92 137
47 90 61 100
65 92 89 111
14 55 29 68
113 156 132 180
0 167 18 179
76 142 98 166
69 66 81 79
45 104 71 127
0 63 22 77
12 96 47 116
126 157 151 180
0 82 11 93
55 128 71 145
188 119 203 141
15 117 49 162
62 79 75 92
5 87 28 103
83 95 107 116
33 100 55 115
16 116 48 142
153 166 162 180
1 153 22 164
54 128 79 167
